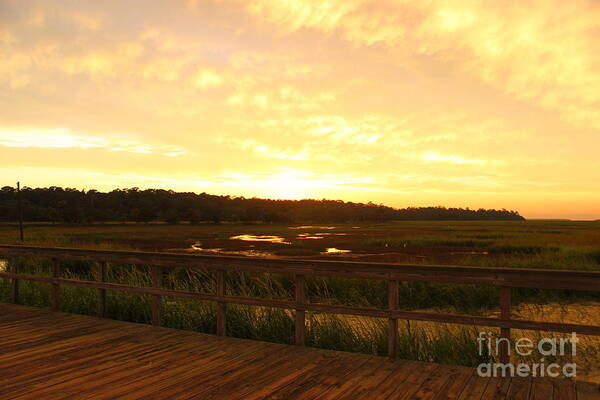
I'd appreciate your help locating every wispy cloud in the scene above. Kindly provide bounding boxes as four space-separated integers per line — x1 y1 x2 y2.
421 152 490 165
243 0 600 130
1 0 599 218
0 128 189 157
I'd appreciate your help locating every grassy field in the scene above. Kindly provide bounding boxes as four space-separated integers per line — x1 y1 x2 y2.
1 220 599 269
1 220 599 378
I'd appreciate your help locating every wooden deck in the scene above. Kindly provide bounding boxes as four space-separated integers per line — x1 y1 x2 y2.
0 304 598 399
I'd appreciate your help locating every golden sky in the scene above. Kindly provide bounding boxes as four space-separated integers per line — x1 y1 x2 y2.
1 0 600 219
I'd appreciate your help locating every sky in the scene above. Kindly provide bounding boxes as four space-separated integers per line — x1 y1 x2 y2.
1 0 599 220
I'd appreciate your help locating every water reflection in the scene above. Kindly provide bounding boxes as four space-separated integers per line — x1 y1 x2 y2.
191 243 222 252
322 248 352 254
289 226 336 230
297 233 324 239
230 235 290 244
297 232 349 239
190 243 274 258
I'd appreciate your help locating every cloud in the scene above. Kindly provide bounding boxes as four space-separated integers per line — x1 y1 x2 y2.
1 0 599 218
217 138 310 161
225 86 336 111
246 0 405 46
422 152 489 165
224 113 484 165
242 0 600 130
0 127 189 157
193 69 224 89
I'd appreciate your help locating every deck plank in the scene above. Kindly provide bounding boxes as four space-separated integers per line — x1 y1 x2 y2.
481 376 511 400
0 303 596 400
506 377 532 400
432 367 475 400
530 377 554 400
577 381 600 400
370 361 438 399
456 372 491 400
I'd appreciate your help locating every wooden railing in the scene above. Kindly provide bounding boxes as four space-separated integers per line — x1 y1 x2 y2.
1 245 600 364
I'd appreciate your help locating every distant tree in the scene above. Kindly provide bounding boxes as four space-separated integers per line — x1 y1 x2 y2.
186 208 201 225
0 186 525 224
163 208 182 224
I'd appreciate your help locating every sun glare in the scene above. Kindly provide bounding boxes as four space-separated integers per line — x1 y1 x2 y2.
1 0 599 219
260 172 318 200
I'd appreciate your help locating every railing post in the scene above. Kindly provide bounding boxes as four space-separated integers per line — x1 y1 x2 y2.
51 258 60 312
499 286 511 364
97 262 107 318
10 258 19 304
216 270 226 336
151 266 162 326
295 274 305 346
388 280 399 358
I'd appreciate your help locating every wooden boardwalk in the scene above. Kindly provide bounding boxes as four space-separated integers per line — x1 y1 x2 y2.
0 304 598 399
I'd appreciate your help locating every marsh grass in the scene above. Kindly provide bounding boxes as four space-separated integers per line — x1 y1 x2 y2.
458 246 600 271
1 220 599 374
487 244 559 255
0 257 500 366
2 257 600 377
365 236 492 248
366 237 562 257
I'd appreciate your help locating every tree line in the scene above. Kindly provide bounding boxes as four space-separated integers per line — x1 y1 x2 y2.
0 186 525 223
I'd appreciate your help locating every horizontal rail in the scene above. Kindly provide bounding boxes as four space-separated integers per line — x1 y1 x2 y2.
1 244 599 361
1 271 600 336
2 245 600 291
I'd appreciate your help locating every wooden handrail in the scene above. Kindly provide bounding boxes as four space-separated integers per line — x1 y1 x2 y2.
1 245 599 290
1 245 599 360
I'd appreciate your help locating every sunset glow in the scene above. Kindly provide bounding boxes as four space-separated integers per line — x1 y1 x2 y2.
1 0 599 219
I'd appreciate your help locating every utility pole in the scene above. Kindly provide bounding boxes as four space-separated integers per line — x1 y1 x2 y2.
17 182 24 242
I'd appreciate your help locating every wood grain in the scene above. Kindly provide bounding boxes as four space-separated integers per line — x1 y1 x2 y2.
10 258 18 304
216 269 226 336
295 274 305 346
151 265 161 326
388 279 399 358
97 261 107 318
51 258 60 312
499 286 511 364
0 304 597 399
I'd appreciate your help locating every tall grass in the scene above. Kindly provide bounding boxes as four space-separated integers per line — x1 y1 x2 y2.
2 256 599 375
2 221 599 375
0 257 496 366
